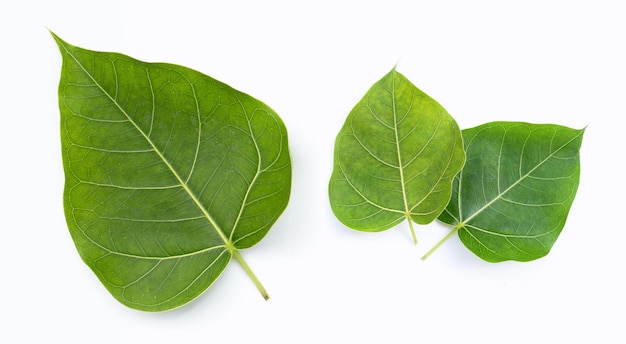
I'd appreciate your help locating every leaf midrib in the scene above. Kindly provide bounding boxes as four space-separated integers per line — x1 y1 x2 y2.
388 74 450 218
57 39 233 252
391 71 411 219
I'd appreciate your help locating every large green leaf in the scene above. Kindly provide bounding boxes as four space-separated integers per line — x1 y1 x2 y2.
329 69 465 243
52 32 291 311
433 122 584 262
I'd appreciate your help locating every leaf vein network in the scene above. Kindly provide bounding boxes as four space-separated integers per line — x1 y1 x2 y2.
58 40 233 250
338 161 404 215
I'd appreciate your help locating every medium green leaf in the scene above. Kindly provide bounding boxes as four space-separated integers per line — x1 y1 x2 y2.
329 69 465 243
432 122 584 262
52 32 291 311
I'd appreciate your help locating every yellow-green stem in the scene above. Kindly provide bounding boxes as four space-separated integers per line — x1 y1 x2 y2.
421 224 462 260
232 249 269 300
407 216 417 244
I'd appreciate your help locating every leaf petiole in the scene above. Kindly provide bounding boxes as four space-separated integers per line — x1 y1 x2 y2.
421 223 462 260
406 216 417 244
232 249 270 300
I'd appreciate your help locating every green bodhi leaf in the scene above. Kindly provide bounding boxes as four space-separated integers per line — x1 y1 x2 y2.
52 32 291 311
425 122 584 262
329 68 465 243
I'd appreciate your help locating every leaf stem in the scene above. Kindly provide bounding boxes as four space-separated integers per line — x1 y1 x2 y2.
232 249 269 300
407 216 417 244
421 224 461 260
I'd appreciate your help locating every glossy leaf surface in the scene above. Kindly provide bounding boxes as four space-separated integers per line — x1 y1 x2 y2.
329 69 465 243
437 122 584 262
53 33 291 311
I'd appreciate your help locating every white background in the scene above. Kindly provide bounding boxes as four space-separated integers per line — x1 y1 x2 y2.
2 0 624 343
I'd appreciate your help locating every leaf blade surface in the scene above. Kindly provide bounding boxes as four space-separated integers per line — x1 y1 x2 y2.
53 33 291 311
438 122 584 262
329 69 465 242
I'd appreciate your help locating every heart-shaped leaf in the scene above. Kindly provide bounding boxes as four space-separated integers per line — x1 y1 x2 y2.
329 68 465 243
431 122 584 262
53 32 291 311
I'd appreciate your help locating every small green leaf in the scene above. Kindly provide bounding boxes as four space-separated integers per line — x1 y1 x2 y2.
52 32 291 311
329 69 465 243
429 122 584 262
